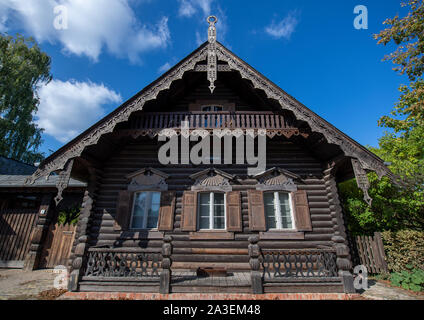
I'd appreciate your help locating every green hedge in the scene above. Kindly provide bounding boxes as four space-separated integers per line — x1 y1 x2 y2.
381 230 424 272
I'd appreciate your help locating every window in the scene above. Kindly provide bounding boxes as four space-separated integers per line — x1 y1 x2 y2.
201 105 223 112
198 192 226 230
264 192 294 230
130 192 161 229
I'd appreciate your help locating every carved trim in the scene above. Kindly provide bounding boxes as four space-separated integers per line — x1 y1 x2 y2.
54 158 74 205
215 43 395 181
190 168 234 192
27 41 393 186
126 167 169 192
351 158 372 206
27 46 209 184
253 167 299 192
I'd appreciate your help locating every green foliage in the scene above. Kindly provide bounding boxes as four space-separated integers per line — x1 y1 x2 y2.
341 0 424 235
381 230 424 272
57 205 81 226
390 267 424 292
374 0 424 132
0 33 51 164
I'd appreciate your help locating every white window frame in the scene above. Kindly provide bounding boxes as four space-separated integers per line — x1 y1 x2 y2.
266 192 296 231
197 192 227 230
130 191 161 230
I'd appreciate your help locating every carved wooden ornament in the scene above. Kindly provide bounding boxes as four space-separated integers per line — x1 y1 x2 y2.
351 158 372 206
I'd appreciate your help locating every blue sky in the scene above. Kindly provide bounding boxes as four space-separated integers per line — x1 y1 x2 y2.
0 0 409 157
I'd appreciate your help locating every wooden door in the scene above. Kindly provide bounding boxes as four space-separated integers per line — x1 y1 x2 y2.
39 223 76 269
0 209 38 268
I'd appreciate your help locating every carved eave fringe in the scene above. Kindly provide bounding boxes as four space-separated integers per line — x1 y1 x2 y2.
351 158 373 206
26 41 395 188
54 158 74 205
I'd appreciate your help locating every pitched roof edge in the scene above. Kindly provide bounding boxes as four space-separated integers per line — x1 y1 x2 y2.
27 40 394 185
214 42 394 180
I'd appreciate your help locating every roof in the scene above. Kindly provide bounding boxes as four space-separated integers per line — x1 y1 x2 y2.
0 175 86 188
0 156 36 175
26 40 395 184
0 156 86 188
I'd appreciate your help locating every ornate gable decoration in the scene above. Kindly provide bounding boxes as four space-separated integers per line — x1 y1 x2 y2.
27 15 395 190
253 167 300 192
126 167 169 191
190 168 235 191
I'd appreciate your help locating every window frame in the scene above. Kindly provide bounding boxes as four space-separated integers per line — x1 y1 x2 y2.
129 191 161 230
197 191 227 230
264 191 296 231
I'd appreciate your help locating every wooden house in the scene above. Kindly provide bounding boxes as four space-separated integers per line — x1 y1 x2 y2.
0 156 85 269
24 17 395 294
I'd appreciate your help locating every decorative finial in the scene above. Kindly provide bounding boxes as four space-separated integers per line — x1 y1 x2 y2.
207 16 218 94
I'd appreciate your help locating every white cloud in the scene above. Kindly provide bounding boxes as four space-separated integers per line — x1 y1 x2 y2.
265 12 299 40
36 80 122 143
158 62 171 74
178 0 214 18
0 0 170 63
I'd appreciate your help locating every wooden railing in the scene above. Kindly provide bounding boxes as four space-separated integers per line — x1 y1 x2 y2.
83 248 161 278
82 236 173 293
260 249 339 280
128 112 294 130
247 236 340 293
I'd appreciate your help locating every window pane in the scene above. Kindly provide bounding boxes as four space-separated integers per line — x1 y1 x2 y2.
199 217 209 229
214 217 225 229
199 193 210 205
279 193 293 229
264 193 277 229
131 192 147 228
146 192 160 229
213 193 224 205
133 192 147 216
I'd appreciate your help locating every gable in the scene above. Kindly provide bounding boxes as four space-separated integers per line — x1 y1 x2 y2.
26 40 395 191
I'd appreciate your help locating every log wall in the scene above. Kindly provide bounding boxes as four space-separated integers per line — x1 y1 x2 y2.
87 136 337 271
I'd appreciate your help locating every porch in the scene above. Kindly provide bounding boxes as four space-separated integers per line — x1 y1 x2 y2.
76 236 346 294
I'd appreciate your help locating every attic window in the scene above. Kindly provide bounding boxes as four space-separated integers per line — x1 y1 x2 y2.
201 105 223 112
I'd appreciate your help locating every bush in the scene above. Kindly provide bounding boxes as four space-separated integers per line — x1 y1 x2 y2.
381 230 424 272
57 205 81 226
390 267 424 292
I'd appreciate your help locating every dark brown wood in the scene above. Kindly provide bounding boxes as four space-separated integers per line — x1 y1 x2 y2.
0 209 38 265
181 191 197 232
355 233 388 274
292 190 312 231
158 191 176 231
40 223 76 268
247 190 266 231
226 191 242 232
114 190 133 231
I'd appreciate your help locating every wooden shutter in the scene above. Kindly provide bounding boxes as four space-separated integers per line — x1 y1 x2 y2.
158 191 176 231
181 191 197 231
292 190 312 231
114 190 133 231
247 190 266 231
226 191 242 232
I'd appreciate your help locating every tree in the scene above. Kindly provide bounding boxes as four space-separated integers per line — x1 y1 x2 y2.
340 0 424 235
0 34 52 164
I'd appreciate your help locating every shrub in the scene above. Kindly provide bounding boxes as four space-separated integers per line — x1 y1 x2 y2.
381 230 424 272
390 267 424 292
57 205 81 226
